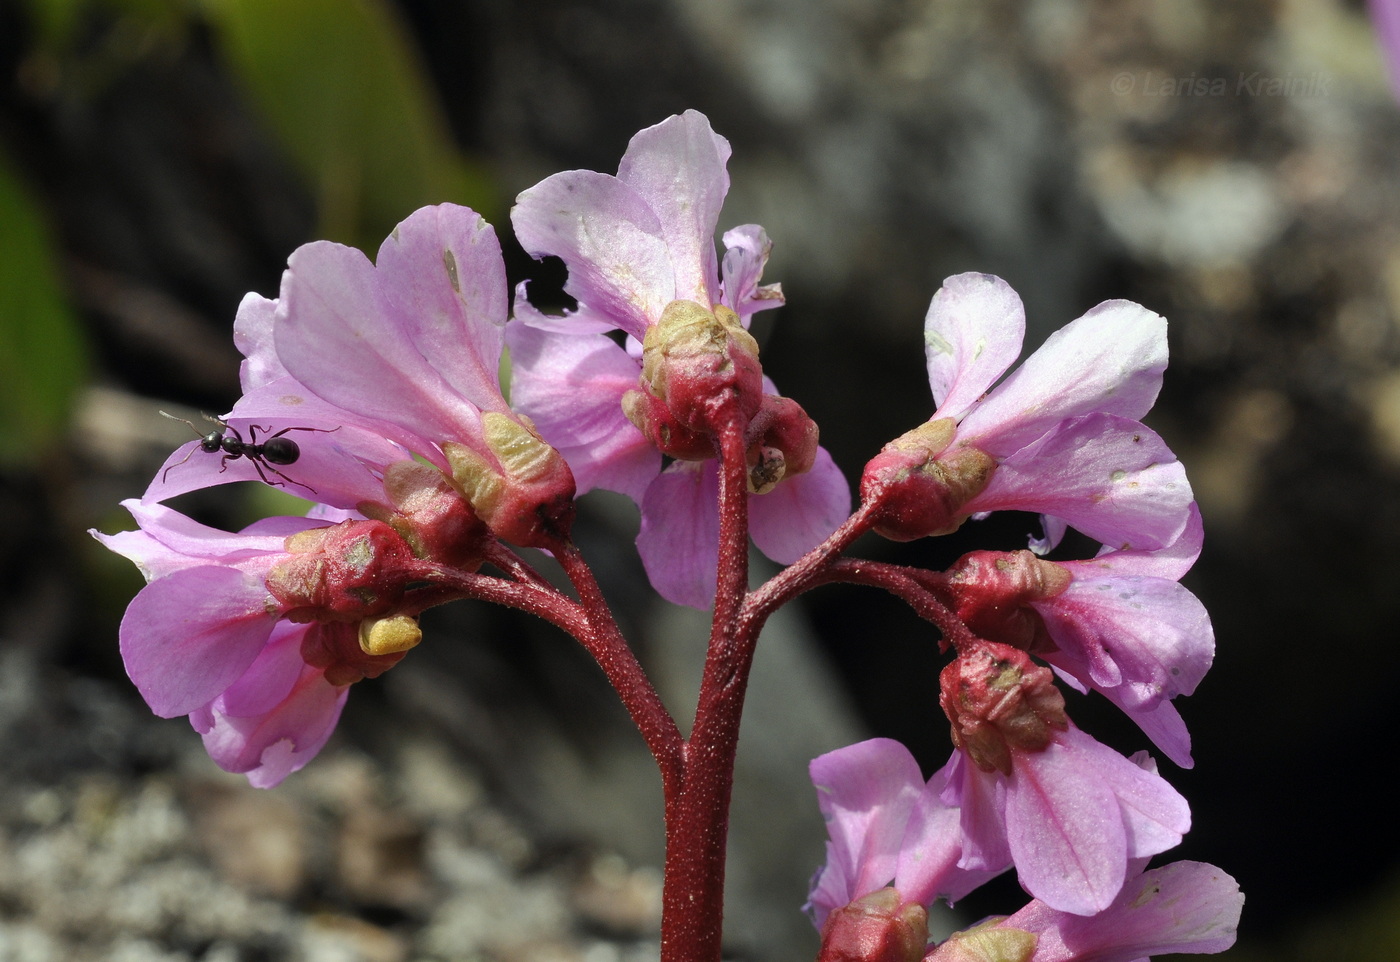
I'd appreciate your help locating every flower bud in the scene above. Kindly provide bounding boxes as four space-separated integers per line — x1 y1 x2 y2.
940 643 1068 775
945 551 1071 651
817 888 929 962
745 394 819 494
860 421 996 541
371 460 489 570
638 299 764 436
265 520 417 624
445 412 576 549
300 621 410 686
622 386 716 461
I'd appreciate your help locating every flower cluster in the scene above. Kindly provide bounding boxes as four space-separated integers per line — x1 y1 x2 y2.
96 110 1239 962
808 273 1238 958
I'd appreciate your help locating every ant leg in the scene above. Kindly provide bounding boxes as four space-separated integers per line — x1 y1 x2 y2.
253 458 319 495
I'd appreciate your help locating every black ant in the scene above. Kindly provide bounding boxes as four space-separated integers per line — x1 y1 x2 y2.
160 412 338 492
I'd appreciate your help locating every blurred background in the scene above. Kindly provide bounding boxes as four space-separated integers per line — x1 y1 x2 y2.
2 0 1398 959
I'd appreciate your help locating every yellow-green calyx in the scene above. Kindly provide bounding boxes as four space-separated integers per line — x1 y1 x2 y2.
444 413 576 549
925 920 1037 962
637 299 765 435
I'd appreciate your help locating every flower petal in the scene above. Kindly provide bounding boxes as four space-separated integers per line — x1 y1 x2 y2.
749 447 851 564
120 566 278 718
199 626 348 788
143 408 415 508
958 299 1167 456
97 500 293 580
1110 695 1194 769
375 204 510 411
807 738 926 926
636 461 720 609
616 110 730 308
275 239 483 446
968 415 1192 552
506 322 659 503
924 273 1027 422
895 756 1002 907
1079 503 1205 581
721 224 784 319
1035 576 1214 707
234 292 287 390
512 169 674 340
1003 861 1242 962
1005 736 1128 916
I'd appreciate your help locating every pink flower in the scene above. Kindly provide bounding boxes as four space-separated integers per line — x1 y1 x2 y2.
945 726 1190 918
93 501 415 786
939 643 1189 916
1031 508 1213 769
95 500 325 718
806 738 1003 931
147 203 574 550
508 111 850 607
941 507 1212 770
863 273 1192 553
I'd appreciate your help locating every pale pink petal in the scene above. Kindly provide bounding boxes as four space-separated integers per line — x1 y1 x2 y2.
967 415 1192 552
1005 737 1128 916
895 756 1001 907
275 240 483 445
233 293 287 390
1096 745 1191 859
958 300 1167 457
1079 504 1205 581
1034 577 1214 707
924 273 1027 422
96 500 292 579
636 461 719 609
506 322 659 503
749 447 851 564
947 753 1013 873
1005 860 1241 962
511 281 622 335
808 738 926 926
512 169 674 340
1111 696 1194 769
375 204 510 411
617 110 730 307
720 225 784 319
144 410 415 507
211 620 308 718
120 566 278 718
198 626 348 788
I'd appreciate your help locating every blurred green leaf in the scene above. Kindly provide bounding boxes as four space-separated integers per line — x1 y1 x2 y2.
200 0 496 249
0 152 90 468
22 0 195 59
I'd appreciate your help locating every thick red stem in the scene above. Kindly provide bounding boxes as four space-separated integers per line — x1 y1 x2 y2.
658 420 752 962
